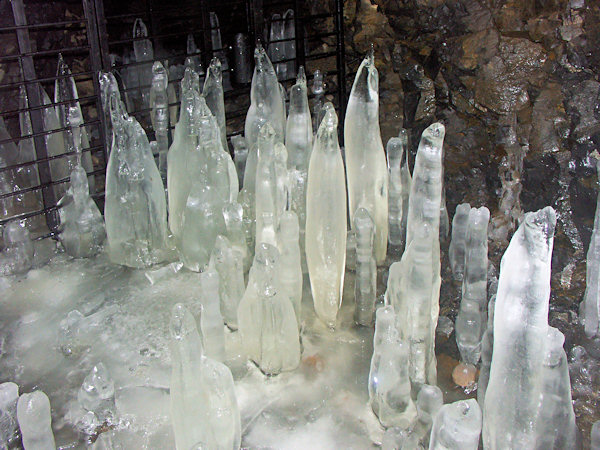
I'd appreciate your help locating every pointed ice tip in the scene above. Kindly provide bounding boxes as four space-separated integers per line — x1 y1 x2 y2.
524 206 556 238
320 102 337 129
209 57 222 72
133 18 148 38
152 60 165 74
297 66 306 85
170 303 197 340
366 44 375 64
255 42 266 57
258 122 276 141
56 53 70 76
425 122 445 139
353 207 373 230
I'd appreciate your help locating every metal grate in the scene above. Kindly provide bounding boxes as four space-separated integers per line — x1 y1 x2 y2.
0 0 346 238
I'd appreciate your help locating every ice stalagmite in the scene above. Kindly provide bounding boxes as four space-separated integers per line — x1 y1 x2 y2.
285 67 312 171
98 72 122 152
0 382 19 446
203 57 227 152
581 160 600 337
399 384 444 448
0 221 34 276
344 48 388 264
237 243 300 375
268 14 286 80
311 70 325 134
455 206 489 366
386 130 410 248
104 93 169 268
223 201 251 272
17 86 40 189
150 61 170 182
477 295 495 408
392 123 445 388
254 124 280 250
209 12 231 91
368 306 416 428
78 363 115 424
132 18 154 108
169 303 241 450
186 34 204 76
199 270 226 362
305 103 347 327
211 235 244 330
17 391 55 450
231 135 248 188
245 44 285 150
278 210 303 328
449 203 471 281
283 9 296 78
533 327 577 449
429 399 482 450
483 206 556 449
354 207 376 326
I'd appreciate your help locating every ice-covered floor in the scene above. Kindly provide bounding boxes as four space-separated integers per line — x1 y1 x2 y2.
0 249 470 449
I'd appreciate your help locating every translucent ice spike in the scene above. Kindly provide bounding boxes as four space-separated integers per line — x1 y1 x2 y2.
98 71 122 151
278 211 303 328
0 382 19 447
186 34 204 76
483 206 556 449
132 18 154 108
245 43 285 149
398 128 412 251
477 295 495 408
17 391 55 450
223 201 251 273
0 221 34 276
285 67 312 172
150 61 170 182
344 48 389 264
209 12 231 91
253 124 279 250
533 327 576 449
311 70 325 133
169 303 241 450
581 160 600 337
57 165 105 258
78 363 115 423
203 57 227 152
449 203 471 280
104 97 169 268
368 306 416 428
386 130 409 248
268 14 286 80
283 9 296 78
354 207 376 326
211 235 245 330
429 399 482 450
305 103 347 327
231 135 248 188
17 86 39 188
237 243 301 375
199 269 226 361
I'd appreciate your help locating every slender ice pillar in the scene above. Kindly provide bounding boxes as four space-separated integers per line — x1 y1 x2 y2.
211 235 244 330
233 33 252 85
483 206 557 449
477 295 495 408
245 43 285 149
0 382 19 446
223 201 251 272
186 34 204 76
386 130 410 248
203 57 227 152
344 48 388 264
283 9 296 78
406 385 444 448
268 14 285 79
392 123 445 388
285 67 312 171
209 12 231 91
533 327 577 449
354 207 376 326
169 303 240 450
17 391 55 450
305 103 347 327
448 203 471 281
0 221 34 276
104 93 169 268
429 399 482 450
237 243 300 375
199 269 226 362
78 363 115 424
150 61 170 183
278 211 303 328
311 70 325 133
17 86 40 189
254 124 280 250
581 160 600 337
231 135 248 188
132 18 154 108
368 306 416 428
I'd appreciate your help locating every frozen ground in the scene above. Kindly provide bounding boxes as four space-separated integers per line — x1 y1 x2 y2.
0 248 473 449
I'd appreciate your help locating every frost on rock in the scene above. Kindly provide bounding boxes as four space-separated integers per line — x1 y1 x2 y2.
245 43 285 150
429 399 482 450
150 61 170 182
386 128 411 250
391 123 445 389
169 303 240 450
17 391 55 450
581 160 600 338
344 47 389 264
78 363 115 424
448 203 471 281
278 210 303 328
368 306 416 428
0 382 19 447
0 221 34 276
104 92 169 268
305 103 347 328
483 206 557 449
237 243 300 375
203 57 228 152
211 235 244 331
354 207 376 326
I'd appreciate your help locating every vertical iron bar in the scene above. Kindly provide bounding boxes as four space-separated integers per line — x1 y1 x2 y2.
200 0 212 69
92 0 110 69
250 0 264 46
293 0 305 73
10 0 58 231
334 0 346 144
83 0 109 174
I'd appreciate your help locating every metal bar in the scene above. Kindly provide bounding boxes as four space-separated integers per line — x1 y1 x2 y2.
0 145 104 174
0 72 94 90
251 0 264 45
0 44 91 62
93 0 111 69
0 119 101 145
1 95 97 117
108 28 208 46
304 50 336 61
0 19 87 32
298 12 335 20
200 0 213 69
335 0 347 142
10 0 58 230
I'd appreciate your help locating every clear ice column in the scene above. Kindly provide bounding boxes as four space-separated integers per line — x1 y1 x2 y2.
483 206 556 449
354 207 376 326
429 399 482 450
211 235 245 331
17 391 55 450
344 48 389 264
0 382 19 446
448 203 471 280
278 211 303 328
203 57 228 152
305 103 347 328
150 61 170 183
386 129 410 249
